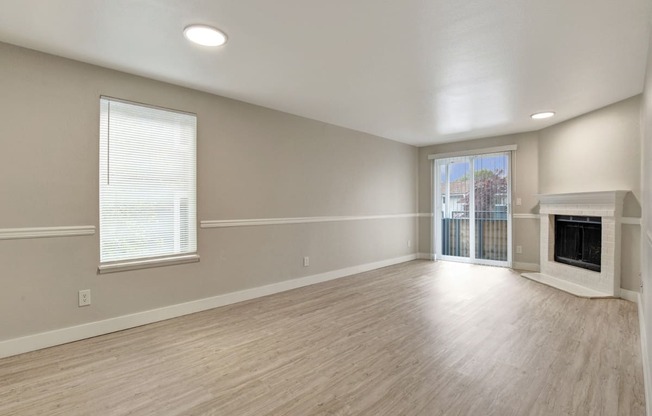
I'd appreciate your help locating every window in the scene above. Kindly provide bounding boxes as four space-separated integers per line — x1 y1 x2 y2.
99 97 198 273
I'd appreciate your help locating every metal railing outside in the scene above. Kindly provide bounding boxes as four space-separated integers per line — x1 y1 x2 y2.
442 210 508 261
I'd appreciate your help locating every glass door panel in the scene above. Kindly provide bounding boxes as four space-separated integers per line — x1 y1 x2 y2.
439 158 471 259
473 154 509 262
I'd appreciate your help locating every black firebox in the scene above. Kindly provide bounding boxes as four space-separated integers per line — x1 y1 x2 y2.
554 215 602 272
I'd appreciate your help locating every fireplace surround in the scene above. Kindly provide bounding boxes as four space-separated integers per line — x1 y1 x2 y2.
522 191 627 298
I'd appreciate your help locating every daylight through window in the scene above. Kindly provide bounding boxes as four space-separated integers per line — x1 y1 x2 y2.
99 97 197 267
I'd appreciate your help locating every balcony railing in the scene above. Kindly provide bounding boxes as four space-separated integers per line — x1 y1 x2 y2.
442 211 508 261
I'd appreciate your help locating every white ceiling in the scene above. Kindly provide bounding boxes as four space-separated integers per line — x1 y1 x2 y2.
0 0 650 146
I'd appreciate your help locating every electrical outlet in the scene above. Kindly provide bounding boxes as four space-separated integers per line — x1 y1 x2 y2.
407 240 411 248
78 289 91 307
303 256 310 267
516 245 523 254
516 197 522 206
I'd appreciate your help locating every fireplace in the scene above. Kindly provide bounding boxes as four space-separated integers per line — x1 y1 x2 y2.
554 215 602 272
521 191 627 298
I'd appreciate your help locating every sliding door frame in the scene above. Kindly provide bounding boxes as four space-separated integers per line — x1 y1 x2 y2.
431 148 513 268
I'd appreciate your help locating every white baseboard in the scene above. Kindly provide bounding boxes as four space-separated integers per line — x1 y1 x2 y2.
512 262 540 272
638 293 652 416
417 252 433 260
0 254 417 359
620 288 639 303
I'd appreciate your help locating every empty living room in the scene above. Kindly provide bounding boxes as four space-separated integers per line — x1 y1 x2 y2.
2 1 652 415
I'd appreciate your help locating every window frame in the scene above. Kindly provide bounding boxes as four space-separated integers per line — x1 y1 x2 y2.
97 96 199 274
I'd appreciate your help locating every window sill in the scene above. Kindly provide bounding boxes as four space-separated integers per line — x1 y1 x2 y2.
98 254 200 274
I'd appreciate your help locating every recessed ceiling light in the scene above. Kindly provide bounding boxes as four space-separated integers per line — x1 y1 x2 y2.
183 24 227 47
530 111 555 120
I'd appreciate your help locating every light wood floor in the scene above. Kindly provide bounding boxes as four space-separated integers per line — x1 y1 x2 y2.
0 261 645 415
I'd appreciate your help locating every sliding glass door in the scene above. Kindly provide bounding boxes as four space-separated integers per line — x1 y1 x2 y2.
434 152 511 267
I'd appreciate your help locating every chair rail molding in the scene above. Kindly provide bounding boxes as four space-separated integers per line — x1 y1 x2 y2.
201 213 419 228
0 225 96 240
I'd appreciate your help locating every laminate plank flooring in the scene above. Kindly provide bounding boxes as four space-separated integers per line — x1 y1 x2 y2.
0 260 645 415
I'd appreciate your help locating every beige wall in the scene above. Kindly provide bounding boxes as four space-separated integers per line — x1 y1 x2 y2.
417 132 540 266
1 39 645 347
0 42 418 341
538 96 642 213
538 96 642 291
640 24 652 404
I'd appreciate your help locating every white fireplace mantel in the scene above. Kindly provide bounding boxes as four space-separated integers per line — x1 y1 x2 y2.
537 190 628 207
522 191 628 298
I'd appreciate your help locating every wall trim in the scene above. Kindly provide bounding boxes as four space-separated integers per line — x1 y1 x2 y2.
513 213 540 220
0 254 417 359
512 262 540 272
638 293 652 416
98 254 200 274
417 213 433 218
417 252 433 260
620 288 639 303
0 225 96 240
201 213 418 228
427 144 518 160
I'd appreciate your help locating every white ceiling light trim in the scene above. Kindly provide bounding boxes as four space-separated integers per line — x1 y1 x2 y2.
183 24 227 47
530 111 556 120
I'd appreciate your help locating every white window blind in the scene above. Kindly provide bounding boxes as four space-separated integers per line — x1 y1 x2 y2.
99 97 197 266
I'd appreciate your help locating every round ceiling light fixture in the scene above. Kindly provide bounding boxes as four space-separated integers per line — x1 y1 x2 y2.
183 24 227 47
530 111 555 120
